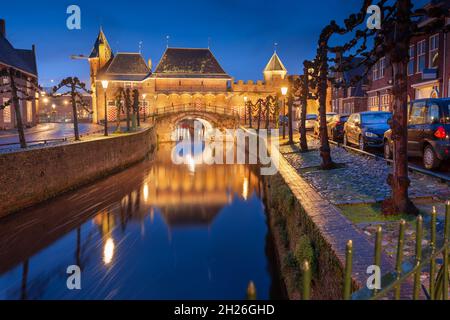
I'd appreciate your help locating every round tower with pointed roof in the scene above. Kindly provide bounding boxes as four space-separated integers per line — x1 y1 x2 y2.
88 28 113 123
263 51 287 84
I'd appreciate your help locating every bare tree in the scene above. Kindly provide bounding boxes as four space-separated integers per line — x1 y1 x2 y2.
0 67 40 149
52 77 92 141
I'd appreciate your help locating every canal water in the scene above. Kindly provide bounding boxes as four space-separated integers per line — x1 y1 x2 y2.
0 141 283 300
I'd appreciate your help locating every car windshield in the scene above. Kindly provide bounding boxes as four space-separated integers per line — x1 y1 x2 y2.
306 115 317 120
326 114 336 121
361 113 391 124
340 116 349 122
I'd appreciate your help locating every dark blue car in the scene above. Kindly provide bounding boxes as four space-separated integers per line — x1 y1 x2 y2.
343 111 392 151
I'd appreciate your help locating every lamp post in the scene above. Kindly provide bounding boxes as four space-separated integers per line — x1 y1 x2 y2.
243 96 248 125
281 87 288 139
142 93 147 122
101 80 109 136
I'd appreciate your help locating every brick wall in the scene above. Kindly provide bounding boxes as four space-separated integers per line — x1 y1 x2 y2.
0 126 156 217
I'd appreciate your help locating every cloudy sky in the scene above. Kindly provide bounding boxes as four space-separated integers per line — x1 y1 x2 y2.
2 0 429 86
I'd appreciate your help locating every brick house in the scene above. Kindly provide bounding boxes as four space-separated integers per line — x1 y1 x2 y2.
0 19 39 130
367 1 450 111
331 56 368 114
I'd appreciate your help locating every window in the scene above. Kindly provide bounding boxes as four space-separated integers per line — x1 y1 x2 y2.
429 34 439 69
408 46 415 75
26 101 32 122
417 40 426 73
427 103 440 124
3 98 11 123
372 62 379 81
379 57 386 78
409 101 426 125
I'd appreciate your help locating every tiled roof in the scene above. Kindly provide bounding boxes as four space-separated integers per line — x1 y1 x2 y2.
153 48 230 78
0 35 37 76
264 52 287 72
342 57 367 97
98 52 151 81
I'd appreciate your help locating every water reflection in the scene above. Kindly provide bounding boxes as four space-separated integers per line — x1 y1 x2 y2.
0 142 282 300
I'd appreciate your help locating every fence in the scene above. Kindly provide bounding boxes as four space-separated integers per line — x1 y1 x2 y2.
148 103 238 117
247 202 449 300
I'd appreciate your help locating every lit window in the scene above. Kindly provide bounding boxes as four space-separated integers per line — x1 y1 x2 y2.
429 34 439 69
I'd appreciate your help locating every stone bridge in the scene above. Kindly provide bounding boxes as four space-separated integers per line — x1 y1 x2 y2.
151 104 239 142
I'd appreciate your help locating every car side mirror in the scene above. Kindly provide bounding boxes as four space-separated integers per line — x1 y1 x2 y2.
387 118 393 127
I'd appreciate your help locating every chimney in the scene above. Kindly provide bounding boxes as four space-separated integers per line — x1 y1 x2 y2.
0 19 5 37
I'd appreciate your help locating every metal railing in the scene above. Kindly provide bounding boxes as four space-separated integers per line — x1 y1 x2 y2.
300 202 450 300
148 103 238 118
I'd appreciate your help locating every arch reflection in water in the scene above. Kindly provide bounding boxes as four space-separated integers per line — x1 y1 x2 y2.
0 143 283 300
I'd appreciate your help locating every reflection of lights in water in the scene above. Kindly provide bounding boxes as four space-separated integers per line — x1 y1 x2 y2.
143 183 149 202
103 238 115 265
186 154 196 173
242 177 249 200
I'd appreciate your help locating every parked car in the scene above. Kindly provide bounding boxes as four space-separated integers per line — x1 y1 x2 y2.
384 98 450 170
313 112 337 136
343 111 392 151
299 114 318 131
327 114 350 142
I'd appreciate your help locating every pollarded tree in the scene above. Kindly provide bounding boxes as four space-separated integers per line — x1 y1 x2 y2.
132 89 140 129
326 0 449 214
114 87 125 133
52 77 92 141
0 67 40 149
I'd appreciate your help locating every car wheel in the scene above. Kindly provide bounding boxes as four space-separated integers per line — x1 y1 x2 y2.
384 140 392 159
343 133 348 146
359 136 366 151
423 145 441 170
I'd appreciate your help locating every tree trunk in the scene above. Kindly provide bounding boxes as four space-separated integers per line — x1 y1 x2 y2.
9 70 27 149
248 103 253 128
288 93 294 144
257 101 262 131
299 72 308 152
71 89 80 141
382 0 418 215
265 100 270 129
318 50 334 169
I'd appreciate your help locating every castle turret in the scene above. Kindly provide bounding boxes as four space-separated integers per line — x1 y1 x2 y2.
88 28 113 123
263 52 287 84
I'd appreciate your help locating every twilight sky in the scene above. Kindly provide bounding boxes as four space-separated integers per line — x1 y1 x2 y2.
2 0 428 86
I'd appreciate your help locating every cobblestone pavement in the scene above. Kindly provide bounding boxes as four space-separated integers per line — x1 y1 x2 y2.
279 140 450 205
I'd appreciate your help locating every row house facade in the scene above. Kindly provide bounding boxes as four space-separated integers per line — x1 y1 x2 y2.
331 57 368 115
368 1 450 111
0 19 39 130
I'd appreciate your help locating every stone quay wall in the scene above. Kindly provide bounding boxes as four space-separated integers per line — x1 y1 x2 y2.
0 127 157 218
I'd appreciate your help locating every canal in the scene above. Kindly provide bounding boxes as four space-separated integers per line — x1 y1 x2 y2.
0 141 283 300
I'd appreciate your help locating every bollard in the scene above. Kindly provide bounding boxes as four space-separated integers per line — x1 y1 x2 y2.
343 240 353 300
443 201 449 300
413 215 423 300
247 281 257 300
430 207 437 300
302 260 311 300
373 225 382 296
394 219 406 300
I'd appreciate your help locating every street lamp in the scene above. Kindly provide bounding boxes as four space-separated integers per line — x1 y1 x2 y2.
142 93 147 122
101 80 109 136
243 96 248 125
281 87 288 139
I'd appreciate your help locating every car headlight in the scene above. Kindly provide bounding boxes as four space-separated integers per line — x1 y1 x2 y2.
365 132 378 138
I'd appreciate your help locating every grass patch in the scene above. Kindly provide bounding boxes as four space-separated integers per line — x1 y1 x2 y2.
338 202 418 224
